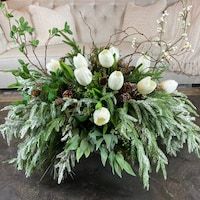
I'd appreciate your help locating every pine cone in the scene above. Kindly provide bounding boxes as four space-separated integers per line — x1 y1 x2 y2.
62 90 73 98
118 60 135 74
118 92 132 103
55 98 64 105
120 82 137 94
31 89 41 97
99 77 108 85
35 82 43 87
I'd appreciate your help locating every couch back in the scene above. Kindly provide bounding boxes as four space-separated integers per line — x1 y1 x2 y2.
64 0 128 43
6 0 167 43
6 0 130 43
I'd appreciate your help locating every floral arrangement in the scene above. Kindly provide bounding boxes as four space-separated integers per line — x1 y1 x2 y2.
0 1 200 190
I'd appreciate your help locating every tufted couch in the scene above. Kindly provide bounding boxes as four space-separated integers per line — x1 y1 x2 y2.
0 0 199 88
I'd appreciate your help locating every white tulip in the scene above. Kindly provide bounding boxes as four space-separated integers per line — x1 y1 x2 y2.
137 76 157 95
136 55 151 73
109 46 120 61
73 53 88 69
93 107 110 126
98 49 114 68
46 59 60 73
160 80 178 93
74 67 92 86
108 71 124 90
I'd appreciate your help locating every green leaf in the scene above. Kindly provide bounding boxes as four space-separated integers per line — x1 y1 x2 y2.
100 147 108 166
103 134 112 150
66 134 80 151
95 102 102 110
76 139 88 162
114 161 122 177
115 152 135 176
60 61 74 80
123 160 135 176
64 22 73 34
76 147 83 162
30 39 39 47
19 17 25 24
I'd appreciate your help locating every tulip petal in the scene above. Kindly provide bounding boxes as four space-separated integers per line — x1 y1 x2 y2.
98 49 114 68
137 76 157 95
73 53 88 69
108 71 124 90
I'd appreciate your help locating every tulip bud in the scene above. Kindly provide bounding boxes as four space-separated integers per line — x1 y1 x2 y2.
73 53 88 69
136 55 151 73
93 107 110 126
137 76 157 95
108 71 124 90
109 46 120 61
74 67 92 86
160 80 178 93
98 49 114 68
46 59 60 73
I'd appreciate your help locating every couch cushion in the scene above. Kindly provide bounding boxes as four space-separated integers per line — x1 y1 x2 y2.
0 28 8 54
0 43 91 71
29 4 77 46
6 0 54 9
68 0 128 43
33 0 54 8
6 0 33 10
121 0 167 42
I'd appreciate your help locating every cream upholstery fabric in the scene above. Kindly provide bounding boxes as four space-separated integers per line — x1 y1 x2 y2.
29 4 77 45
122 0 167 42
0 27 7 54
135 0 178 6
0 3 33 42
33 0 54 8
164 0 200 76
6 0 54 9
68 0 128 43
6 0 33 10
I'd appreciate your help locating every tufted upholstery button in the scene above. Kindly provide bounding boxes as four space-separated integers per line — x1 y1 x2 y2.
72 1 127 44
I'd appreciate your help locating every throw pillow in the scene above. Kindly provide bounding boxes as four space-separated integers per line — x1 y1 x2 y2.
33 0 54 9
6 0 33 10
28 4 77 46
0 3 34 42
0 26 8 54
121 0 167 42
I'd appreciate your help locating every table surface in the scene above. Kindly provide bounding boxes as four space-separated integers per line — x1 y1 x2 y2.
0 95 200 200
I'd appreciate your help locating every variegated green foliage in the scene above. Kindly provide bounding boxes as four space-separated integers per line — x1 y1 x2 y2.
1 91 199 190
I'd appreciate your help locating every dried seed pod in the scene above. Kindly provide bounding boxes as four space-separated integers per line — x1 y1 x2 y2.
99 77 108 85
35 82 43 87
62 90 73 98
118 92 132 103
31 89 41 97
120 82 137 94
